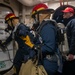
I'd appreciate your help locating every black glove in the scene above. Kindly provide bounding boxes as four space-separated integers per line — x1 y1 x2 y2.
32 45 41 51
0 41 7 52
24 55 30 63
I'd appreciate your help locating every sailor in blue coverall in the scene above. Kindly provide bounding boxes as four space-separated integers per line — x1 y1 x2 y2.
31 3 60 75
2 13 35 75
36 20 59 75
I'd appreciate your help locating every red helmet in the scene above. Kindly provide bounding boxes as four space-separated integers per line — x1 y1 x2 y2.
5 13 19 23
31 3 54 17
62 7 74 13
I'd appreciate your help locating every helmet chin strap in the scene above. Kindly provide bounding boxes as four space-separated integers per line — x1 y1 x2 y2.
10 19 14 30
33 13 50 30
33 16 39 31
39 14 50 24
35 13 50 24
43 14 50 20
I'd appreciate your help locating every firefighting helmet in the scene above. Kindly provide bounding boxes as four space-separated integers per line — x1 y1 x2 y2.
5 13 19 23
31 3 54 17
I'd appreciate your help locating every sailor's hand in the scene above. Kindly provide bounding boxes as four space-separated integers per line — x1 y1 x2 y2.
67 54 75 61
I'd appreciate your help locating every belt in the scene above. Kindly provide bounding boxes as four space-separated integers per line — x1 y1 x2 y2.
46 54 61 67
46 54 58 62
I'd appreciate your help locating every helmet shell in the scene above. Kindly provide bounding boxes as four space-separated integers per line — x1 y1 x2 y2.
5 13 18 23
31 3 54 17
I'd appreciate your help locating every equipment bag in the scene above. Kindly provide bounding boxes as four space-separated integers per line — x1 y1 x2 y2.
19 44 48 75
19 59 48 75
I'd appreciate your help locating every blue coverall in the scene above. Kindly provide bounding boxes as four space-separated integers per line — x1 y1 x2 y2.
35 20 59 75
3 23 35 75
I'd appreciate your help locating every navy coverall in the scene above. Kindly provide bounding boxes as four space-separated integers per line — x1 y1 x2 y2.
35 20 59 75
3 23 35 75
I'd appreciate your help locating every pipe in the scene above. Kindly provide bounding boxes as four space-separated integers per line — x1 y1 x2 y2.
17 0 50 6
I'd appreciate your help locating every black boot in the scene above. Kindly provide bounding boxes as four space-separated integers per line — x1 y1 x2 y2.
12 73 17 75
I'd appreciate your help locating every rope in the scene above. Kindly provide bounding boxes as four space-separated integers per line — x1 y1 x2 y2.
66 0 68 5
60 0 68 6
59 0 62 6
6 47 13 63
62 0 64 5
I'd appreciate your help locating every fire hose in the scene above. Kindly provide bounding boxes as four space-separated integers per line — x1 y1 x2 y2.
0 40 13 63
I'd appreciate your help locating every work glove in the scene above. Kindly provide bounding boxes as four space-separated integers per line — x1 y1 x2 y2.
0 40 7 52
24 50 36 63
24 55 30 63
20 35 34 48
20 35 41 51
